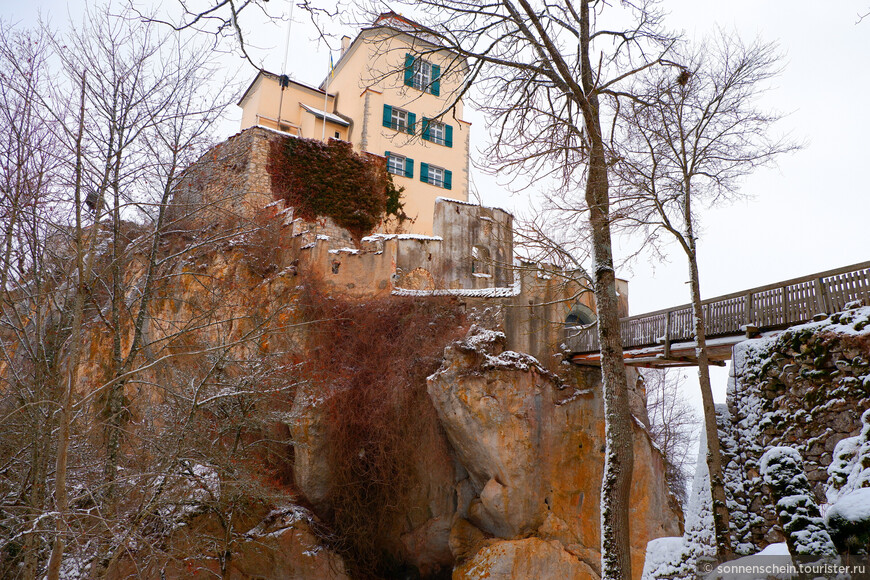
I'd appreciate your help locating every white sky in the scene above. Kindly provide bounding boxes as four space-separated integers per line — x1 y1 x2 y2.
5 0 869 405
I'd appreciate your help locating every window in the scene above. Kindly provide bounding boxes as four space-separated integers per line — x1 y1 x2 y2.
428 121 444 144
565 302 596 327
420 162 451 189
382 105 415 134
392 108 409 132
385 151 414 179
472 246 491 276
404 54 441 96
413 59 432 91
422 118 453 147
427 165 445 188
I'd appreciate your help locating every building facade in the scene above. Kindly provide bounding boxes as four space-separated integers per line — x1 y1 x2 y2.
238 13 471 235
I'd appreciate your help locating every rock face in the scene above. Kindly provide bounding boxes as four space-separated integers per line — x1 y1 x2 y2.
110 507 349 580
288 375 459 576
453 538 598 580
427 327 681 578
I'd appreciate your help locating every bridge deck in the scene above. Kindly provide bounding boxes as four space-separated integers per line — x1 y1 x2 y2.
566 260 870 368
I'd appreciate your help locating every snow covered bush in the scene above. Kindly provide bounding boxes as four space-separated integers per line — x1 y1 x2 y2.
825 488 870 553
759 446 837 556
825 409 870 553
827 408 870 504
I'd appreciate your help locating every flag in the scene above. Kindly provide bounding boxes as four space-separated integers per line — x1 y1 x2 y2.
329 53 335 78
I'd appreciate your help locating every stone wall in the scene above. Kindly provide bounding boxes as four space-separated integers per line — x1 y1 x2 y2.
724 306 870 552
168 126 516 298
169 126 276 230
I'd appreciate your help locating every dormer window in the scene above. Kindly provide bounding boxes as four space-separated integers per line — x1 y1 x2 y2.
404 54 441 96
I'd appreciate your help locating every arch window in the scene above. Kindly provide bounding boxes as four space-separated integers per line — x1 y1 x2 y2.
565 302 596 327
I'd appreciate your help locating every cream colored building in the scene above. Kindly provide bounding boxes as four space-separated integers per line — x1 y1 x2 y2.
238 12 471 235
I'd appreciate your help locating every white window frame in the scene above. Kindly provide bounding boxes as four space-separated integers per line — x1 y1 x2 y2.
391 107 409 132
387 153 406 176
428 121 445 145
427 164 445 188
413 59 433 92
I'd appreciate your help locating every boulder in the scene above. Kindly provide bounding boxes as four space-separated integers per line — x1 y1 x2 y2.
428 326 682 576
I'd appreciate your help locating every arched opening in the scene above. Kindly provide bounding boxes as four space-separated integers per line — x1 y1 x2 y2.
565 302 596 327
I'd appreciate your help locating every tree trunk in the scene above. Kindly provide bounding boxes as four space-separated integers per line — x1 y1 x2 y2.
684 189 733 561
46 74 90 580
578 2 634 578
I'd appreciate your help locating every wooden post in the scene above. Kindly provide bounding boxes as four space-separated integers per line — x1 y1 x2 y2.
744 292 753 325
663 311 671 359
814 278 829 314
781 286 789 325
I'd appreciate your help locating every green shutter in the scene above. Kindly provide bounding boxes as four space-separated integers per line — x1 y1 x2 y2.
445 124 453 148
404 157 414 178
420 162 429 184
422 117 431 141
383 105 392 129
444 169 452 190
404 54 415 87
431 64 441 96
407 112 416 135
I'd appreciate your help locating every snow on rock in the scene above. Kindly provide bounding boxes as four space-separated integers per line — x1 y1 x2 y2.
826 408 870 504
641 537 688 580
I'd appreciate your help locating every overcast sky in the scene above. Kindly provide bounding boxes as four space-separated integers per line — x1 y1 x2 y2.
5 0 869 403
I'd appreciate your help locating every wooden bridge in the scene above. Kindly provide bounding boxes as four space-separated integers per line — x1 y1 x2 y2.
566 260 870 368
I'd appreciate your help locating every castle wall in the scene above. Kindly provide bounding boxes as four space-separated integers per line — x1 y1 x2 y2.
723 306 870 552
432 198 513 289
169 128 276 230
169 126 628 369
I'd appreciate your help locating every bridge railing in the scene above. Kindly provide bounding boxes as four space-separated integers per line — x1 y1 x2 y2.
566 260 870 355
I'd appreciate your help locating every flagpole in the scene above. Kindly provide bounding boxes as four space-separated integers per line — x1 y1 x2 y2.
276 0 295 131
322 52 331 141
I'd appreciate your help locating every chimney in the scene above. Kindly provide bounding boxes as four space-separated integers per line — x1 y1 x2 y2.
341 35 351 56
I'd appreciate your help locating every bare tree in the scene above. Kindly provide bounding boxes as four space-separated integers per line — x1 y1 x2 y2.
0 7 254 577
611 31 799 560
641 369 698 506
139 0 345 67
0 22 71 580
373 1 676 576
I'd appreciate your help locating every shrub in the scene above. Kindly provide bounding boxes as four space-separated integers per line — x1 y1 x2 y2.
760 446 838 556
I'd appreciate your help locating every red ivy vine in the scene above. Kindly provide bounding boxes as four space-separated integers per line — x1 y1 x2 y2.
267 137 407 242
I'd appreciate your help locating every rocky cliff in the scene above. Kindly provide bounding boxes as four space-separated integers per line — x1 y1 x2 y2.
0 214 680 579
